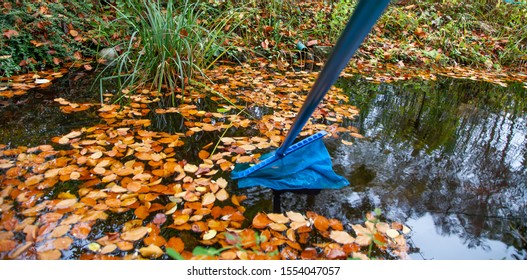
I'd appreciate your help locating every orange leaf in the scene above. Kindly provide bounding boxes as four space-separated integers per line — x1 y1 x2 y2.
166 237 184 253
173 214 190 226
0 239 17 252
134 205 150 219
70 222 91 239
329 219 344 231
314 215 329 232
69 29 79 37
53 237 73 250
121 226 149 241
143 234 167 247
267 213 290 224
252 213 271 229
301 247 318 260
38 249 61 260
198 150 210 160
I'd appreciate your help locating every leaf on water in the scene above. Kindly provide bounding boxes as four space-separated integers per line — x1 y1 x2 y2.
286 228 296 242
402 225 411 235
267 213 290 224
166 237 184 253
386 229 400 238
215 189 229 201
50 224 70 238
269 223 287 232
216 177 228 188
183 164 199 173
121 226 149 241
252 213 271 229
139 244 163 259
87 242 101 252
201 192 216 206
198 150 210 160
286 211 306 223
37 249 61 260
330 230 355 244
55 198 78 209
100 244 117 255
313 215 329 232
53 237 73 250
354 235 372 247
0 239 17 252
203 229 217 240
134 205 150 219
173 214 190 226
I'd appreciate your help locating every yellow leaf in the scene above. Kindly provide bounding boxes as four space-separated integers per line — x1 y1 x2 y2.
203 229 217 240
87 242 101 252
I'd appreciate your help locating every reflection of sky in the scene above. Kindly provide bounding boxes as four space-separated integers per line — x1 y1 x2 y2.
332 78 527 259
407 214 523 260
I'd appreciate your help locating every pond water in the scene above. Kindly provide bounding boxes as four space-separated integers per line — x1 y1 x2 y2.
236 76 527 260
1 71 525 260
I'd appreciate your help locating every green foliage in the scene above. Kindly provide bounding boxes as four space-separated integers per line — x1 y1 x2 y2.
0 0 98 77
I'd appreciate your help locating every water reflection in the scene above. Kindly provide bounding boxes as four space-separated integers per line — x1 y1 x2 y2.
239 76 527 259
335 77 527 259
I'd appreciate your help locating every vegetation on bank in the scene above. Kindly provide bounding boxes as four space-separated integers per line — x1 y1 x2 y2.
1 0 526 81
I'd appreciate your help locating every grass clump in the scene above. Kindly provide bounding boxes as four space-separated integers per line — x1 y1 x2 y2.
101 0 238 106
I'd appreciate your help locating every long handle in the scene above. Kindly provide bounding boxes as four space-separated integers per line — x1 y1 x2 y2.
276 0 390 157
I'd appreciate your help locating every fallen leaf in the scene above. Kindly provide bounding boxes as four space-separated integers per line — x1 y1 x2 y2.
267 213 290 224
121 227 149 241
202 192 216 206
252 213 271 229
215 189 229 201
330 230 355 244
203 229 217 240
38 249 62 260
139 244 163 259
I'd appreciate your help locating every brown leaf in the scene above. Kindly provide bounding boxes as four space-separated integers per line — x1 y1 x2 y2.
300 247 318 260
53 237 73 250
3 29 19 39
286 211 306 223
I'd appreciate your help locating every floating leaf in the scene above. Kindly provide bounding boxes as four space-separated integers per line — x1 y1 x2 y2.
139 244 163 259
252 213 271 229
121 226 149 241
203 229 217 240
202 192 216 206
269 223 287 232
100 244 117 255
267 213 290 224
386 229 400 238
55 198 77 209
286 211 306 223
330 230 355 244
166 237 184 253
313 215 329 232
215 189 229 201
87 242 101 252
38 249 61 260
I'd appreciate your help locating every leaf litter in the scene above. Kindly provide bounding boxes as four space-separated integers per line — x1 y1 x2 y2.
8 59 517 259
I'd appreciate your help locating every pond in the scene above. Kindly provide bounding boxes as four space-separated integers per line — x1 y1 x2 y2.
236 76 527 260
1 69 525 260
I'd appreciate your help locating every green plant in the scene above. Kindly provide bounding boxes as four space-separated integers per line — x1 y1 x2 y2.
0 0 98 77
100 0 239 106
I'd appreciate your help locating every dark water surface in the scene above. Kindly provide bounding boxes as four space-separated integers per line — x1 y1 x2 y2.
1 72 525 260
